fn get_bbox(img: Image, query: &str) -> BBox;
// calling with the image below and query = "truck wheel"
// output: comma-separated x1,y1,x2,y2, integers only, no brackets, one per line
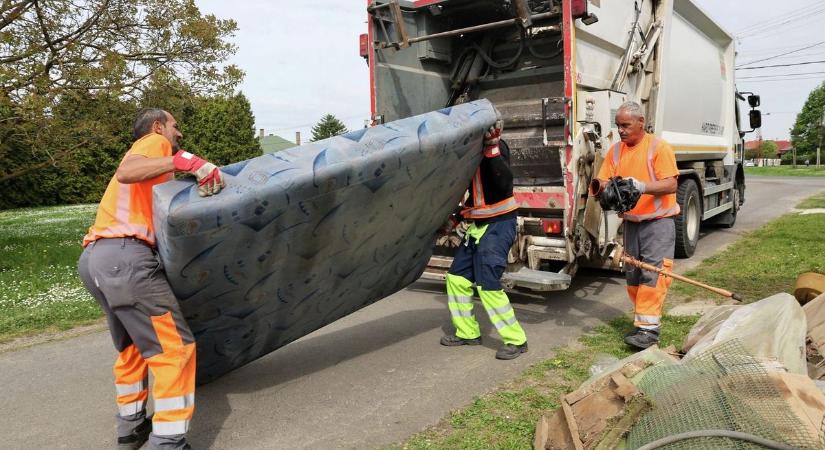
675,179,701,258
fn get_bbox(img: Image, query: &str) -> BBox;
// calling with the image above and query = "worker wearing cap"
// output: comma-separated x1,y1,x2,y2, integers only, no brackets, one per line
440,121,528,360
78,108,224,450
590,101,679,349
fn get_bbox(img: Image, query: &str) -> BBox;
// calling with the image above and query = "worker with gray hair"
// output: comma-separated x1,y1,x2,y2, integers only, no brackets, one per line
590,101,680,349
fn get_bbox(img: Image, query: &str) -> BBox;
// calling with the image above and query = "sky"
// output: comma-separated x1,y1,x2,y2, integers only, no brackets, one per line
195,0,824,143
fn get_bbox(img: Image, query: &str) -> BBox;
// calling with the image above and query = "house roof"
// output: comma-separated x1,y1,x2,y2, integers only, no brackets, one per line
744,139,793,155
259,135,296,154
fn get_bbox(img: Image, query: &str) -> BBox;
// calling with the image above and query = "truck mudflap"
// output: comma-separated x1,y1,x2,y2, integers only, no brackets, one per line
421,256,572,291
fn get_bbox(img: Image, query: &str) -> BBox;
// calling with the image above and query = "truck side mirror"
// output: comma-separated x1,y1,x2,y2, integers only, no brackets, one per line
747,95,760,108
749,110,762,129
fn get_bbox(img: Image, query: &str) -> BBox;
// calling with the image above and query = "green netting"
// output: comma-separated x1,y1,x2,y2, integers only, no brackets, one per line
626,339,825,449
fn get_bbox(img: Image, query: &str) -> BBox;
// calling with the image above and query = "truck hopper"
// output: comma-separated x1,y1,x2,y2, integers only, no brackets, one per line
153,100,496,383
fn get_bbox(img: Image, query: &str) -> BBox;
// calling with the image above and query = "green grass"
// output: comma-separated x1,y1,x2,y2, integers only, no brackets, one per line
796,191,825,209
0,204,101,342
389,315,699,450
745,166,825,177
671,192,825,303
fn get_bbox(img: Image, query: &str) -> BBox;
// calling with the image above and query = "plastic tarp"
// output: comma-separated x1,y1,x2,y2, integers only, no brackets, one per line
682,293,808,375
153,100,497,383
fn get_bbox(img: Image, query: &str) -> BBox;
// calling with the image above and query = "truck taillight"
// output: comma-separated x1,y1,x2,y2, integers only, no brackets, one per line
542,219,563,235
359,33,369,59
571,0,588,18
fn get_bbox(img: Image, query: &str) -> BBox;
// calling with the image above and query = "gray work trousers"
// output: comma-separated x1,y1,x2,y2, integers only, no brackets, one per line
623,218,676,329
78,237,194,450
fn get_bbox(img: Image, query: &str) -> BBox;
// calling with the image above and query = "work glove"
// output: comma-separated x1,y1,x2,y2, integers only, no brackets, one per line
625,177,647,194
483,120,503,158
173,151,225,197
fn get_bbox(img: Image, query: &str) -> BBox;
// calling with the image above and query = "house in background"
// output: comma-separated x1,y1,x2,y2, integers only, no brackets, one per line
744,139,793,157
258,129,297,154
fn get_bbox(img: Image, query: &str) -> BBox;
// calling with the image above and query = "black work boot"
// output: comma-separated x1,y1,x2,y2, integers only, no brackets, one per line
440,334,482,346
624,328,660,350
496,342,528,360
624,327,642,338
117,418,151,450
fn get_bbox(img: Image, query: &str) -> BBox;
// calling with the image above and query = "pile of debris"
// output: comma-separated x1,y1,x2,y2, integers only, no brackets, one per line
535,274,825,450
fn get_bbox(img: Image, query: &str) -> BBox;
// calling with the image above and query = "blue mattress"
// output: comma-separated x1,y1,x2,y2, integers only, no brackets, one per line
153,100,497,383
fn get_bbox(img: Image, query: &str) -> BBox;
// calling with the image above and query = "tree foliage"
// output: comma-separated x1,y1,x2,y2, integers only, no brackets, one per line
791,83,825,156
0,0,243,186
745,140,778,160
310,114,348,142
0,0,242,101
0,90,262,210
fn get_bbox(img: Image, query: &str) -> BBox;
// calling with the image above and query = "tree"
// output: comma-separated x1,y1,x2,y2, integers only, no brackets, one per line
744,140,777,160
0,0,242,101
0,0,243,183
310,114,348,141
183,92,261,165
790,83,825,158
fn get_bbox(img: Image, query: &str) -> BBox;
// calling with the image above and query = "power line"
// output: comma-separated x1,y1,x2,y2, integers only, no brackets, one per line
736,60,825,70
735,4,825,39
734,0,822,35
736,41,825,68
736,9,825,42
737,71,825,79
738,76,825,83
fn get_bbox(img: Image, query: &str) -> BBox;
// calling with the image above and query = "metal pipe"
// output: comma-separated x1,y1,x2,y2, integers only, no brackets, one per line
378,11,559,49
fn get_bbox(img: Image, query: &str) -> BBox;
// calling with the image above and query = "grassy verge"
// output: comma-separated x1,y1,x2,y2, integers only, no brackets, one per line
391,191,825,449
745,166,825,177
0,204,100,342
670,191,825,302
390,315,699,450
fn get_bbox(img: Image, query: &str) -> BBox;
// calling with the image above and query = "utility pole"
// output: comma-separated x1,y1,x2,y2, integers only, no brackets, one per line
818,110,824,170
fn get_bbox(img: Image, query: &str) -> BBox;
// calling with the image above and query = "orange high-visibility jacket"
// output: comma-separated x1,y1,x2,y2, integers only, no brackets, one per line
83,134,173,247
597,133,680,222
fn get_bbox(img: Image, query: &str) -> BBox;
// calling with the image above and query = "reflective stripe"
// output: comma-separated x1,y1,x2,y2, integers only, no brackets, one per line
493,315,518,330
471,169,486,206
615,137,681,221
152,419,190,436
462,197,518,219
448,295,473,304
635,314,661,325
461,166,518,220
154,393,195,412
118,400,145,417
450,309,474,318
115,379,147,397
624,205,681,222
486,304,513,317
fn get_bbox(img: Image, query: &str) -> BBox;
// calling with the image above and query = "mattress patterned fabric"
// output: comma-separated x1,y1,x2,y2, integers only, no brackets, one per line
153,100,497,383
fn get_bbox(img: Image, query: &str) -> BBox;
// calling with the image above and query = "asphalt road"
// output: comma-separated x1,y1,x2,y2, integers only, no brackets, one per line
2,176,824,450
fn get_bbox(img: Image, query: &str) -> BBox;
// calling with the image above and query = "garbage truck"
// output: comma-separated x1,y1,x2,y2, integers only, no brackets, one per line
362,0,762,291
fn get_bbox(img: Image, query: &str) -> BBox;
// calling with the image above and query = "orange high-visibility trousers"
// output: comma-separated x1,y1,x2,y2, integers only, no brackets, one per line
623,218,675,329
79,237,195,449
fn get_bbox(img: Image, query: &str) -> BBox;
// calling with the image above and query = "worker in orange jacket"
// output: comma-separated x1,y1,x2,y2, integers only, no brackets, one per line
78,108,224,450
590,101,679,349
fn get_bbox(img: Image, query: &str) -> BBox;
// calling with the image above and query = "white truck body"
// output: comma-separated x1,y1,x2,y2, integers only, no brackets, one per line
365,0,756,291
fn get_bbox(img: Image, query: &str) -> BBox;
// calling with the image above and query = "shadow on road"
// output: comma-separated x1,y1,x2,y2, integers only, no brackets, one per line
189,271,628,448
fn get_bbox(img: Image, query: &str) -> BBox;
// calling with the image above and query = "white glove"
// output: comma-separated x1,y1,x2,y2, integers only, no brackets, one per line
626,177,647,194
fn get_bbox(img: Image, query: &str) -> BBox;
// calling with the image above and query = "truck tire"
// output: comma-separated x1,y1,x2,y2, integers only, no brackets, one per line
675,179,701,258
